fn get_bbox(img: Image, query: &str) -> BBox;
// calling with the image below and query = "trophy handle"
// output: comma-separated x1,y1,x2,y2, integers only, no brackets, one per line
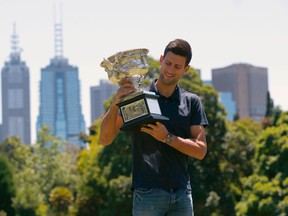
100,58,113,71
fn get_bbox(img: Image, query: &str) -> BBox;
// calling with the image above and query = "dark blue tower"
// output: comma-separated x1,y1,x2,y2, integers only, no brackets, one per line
1,24,31,144
36,14,86,147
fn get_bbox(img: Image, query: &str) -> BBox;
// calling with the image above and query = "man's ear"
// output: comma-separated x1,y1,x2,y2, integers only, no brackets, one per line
160,55,164,63
184,65,190,74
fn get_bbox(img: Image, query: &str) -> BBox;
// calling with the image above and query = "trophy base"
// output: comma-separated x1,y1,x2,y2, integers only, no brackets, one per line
120,113,169,131
118,91,169,131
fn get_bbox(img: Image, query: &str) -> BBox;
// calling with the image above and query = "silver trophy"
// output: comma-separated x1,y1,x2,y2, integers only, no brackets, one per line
100,48,169,131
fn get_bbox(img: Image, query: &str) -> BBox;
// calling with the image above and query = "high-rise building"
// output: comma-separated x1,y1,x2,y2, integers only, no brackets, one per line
203,80,236,121
1,24,31,144
212,63,268,121
36,19,86,147
90,79,118,123
219,92,236,121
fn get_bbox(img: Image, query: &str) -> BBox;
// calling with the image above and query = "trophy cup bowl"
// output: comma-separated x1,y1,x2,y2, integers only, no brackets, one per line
100,48,169,131
100,48,150,89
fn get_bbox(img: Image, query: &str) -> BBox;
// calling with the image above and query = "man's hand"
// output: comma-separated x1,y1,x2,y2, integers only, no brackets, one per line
113,77,136,105
140,122,168,143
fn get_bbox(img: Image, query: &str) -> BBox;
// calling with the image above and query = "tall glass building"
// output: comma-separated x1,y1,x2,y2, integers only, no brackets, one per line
219,92,236,121
36,21,86,147
1,25,31,144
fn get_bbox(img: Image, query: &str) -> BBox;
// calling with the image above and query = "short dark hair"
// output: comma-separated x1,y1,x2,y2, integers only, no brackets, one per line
163,39,192,66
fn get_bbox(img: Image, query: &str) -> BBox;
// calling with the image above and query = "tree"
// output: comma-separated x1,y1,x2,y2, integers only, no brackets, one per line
100,175,133,216
222,118,263,214
76,116,133,215
76,120,107,215
225,118,262,176
35,126,80,196
49,186,74,215
262,91,275,128
0,153,15,215
265,91,274,118
0,127,79,215
0,136,44,215
235,112,288,215
256,112,288,179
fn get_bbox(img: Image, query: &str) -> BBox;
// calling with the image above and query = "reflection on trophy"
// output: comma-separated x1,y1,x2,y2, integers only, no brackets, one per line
100,48,169,131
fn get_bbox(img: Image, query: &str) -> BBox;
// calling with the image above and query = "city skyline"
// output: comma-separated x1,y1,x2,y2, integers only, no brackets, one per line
1,0,288,143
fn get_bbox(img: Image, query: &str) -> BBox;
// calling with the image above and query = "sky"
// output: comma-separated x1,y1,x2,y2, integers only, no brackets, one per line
1,0,288,143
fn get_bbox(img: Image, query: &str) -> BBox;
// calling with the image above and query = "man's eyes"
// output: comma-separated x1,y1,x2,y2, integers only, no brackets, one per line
166,61,172,66
165,61,182,69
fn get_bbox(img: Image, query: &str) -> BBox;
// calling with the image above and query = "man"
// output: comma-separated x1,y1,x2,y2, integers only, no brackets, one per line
100,39,208,216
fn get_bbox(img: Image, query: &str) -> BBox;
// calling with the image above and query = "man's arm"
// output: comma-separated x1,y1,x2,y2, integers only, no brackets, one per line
99,103,123,146
140,122,207,160
169,125,207,160
99,79,136,146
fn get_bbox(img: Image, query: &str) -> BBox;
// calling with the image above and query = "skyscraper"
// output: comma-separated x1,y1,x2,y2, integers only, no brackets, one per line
212,63,268,121
218,92,236,121
1,24,31,144
90,79,118,123
36,19,86,147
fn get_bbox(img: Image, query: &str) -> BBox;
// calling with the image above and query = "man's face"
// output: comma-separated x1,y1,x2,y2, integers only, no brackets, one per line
159,51,190,86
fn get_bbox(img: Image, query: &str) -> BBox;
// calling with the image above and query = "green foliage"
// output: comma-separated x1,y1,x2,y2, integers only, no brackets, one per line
255,123,288,179
75,186,103,216
35,204,48,216
12,166,46,216
102,175,133,216
219,118,263,215
34,126,79,197
271,106,283,126
0,211,7,216
0,126,79,216
76,140,107,215
204,191,221,215
235,174,282,216
179,68,203,93
276,111,288,126
0,153,15,216
265,91,274,118
98,131,132,180
49,186,74,213
235,112,288,215
147,56,160,80
224,118,262,180
0,137,23,166
0,136,43,215
278,185,288,215
103,92,116,113
76,112,133,215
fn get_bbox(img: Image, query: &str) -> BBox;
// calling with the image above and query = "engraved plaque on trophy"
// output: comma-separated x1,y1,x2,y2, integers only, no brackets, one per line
100,48,169,131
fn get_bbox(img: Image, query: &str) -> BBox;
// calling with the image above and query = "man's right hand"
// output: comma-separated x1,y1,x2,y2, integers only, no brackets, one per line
113,77,136,106
100,76,137,145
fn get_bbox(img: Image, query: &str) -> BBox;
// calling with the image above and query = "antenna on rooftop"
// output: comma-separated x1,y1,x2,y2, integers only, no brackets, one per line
10,22,21,60
53,2,64,59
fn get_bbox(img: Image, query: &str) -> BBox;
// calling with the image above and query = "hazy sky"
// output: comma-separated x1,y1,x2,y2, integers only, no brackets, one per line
1,0,288,143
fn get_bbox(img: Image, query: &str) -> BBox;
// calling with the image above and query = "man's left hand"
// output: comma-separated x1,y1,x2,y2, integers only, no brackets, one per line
140,122,168,143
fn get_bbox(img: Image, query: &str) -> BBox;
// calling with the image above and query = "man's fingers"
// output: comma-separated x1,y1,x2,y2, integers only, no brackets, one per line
118,76,134,86
155,122,163,127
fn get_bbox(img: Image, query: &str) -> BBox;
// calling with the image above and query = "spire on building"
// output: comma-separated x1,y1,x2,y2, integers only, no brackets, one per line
10,23,22,62
54,2,64,59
